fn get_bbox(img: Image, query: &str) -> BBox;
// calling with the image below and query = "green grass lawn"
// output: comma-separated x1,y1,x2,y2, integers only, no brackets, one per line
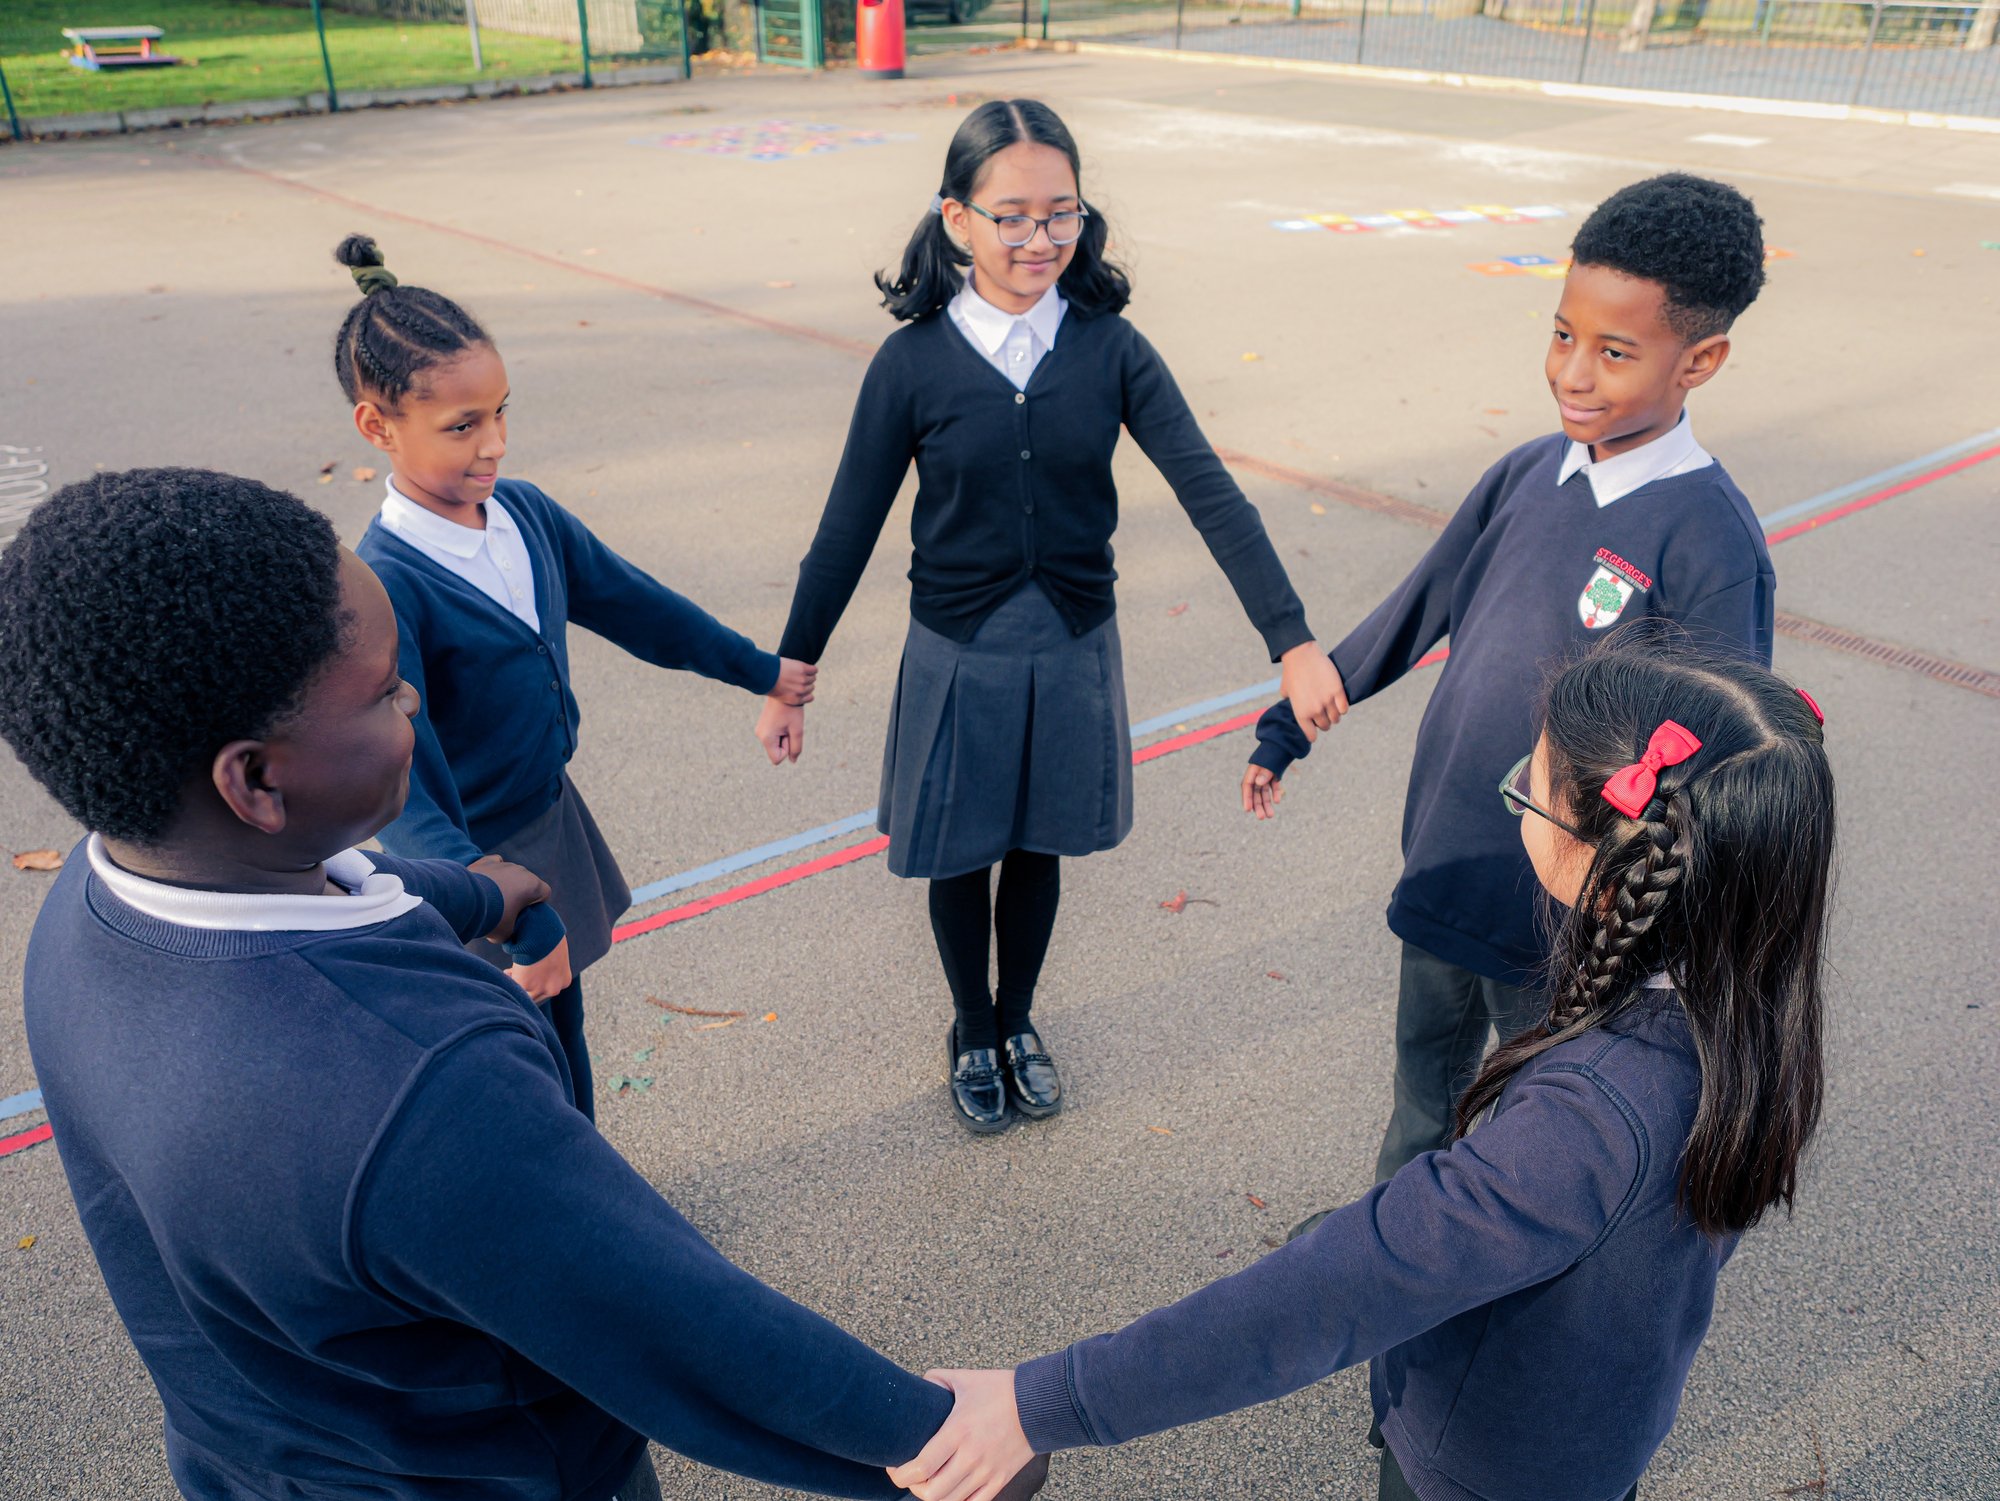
2,0,583,118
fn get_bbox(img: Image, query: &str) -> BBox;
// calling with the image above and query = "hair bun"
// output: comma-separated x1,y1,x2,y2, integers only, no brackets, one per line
333,232,397,296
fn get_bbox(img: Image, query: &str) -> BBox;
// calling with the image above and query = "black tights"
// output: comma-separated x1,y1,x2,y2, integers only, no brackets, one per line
928,851,1062,1052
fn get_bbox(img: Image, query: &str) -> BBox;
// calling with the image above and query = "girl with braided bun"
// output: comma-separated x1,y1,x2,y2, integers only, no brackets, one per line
335,233,818,1118
883,623,1833,1501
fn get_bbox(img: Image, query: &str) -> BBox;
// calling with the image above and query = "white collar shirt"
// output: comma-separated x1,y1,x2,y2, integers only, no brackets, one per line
378,480,541,632
947,274,1066,392
87,836,422,933
1557,412,1713,508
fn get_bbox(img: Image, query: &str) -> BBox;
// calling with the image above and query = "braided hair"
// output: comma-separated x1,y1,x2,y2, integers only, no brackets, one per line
1455,622,1834,1237
331,234,490,410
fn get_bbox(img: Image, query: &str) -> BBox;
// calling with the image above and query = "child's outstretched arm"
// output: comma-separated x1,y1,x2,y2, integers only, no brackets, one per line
1116,330,1339,736
1239,459,1510,799
889,1066,1647,1498
357,1020,959,1497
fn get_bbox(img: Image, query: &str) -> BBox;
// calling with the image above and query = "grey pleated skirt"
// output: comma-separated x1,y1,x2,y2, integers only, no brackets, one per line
878,583,1133,881
468,775,632,974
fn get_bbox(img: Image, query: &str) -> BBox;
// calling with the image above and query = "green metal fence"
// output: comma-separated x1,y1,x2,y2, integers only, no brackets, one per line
1,0,693,141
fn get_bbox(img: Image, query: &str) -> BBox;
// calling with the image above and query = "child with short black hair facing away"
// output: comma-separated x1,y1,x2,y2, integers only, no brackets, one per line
1245,172,1777,1189
335,235,817,1118
770,100,1346,1133
1,469,1050,1501
888,625,1833,1501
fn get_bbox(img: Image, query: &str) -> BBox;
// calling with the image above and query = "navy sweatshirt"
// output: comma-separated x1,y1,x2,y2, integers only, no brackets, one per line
23,846,949,1500
779,309,1313,665
1015,994,1733,1501
358,480,781,963
1251,436,1773,983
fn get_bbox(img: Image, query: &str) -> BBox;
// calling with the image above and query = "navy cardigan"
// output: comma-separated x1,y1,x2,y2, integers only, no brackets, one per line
358,481,781,961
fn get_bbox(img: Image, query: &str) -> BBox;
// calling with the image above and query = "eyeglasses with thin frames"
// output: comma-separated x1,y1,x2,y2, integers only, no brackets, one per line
1500,752,1587,840
964,201,1089,249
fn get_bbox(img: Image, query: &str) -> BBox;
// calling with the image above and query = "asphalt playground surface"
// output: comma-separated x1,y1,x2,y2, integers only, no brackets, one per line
3,50,1998,1499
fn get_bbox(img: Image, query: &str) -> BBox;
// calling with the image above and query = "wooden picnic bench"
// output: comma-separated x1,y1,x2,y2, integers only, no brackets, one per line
62,26,184,71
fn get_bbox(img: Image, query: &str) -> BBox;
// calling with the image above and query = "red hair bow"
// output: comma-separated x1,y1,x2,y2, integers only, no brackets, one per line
1602,720,1703,818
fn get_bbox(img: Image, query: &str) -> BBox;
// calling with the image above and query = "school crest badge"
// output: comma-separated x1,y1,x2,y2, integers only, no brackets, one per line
1577,548,1653,630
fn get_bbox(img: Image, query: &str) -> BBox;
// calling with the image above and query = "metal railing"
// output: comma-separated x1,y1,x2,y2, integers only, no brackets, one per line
919,0,2000,115
2,0,694,141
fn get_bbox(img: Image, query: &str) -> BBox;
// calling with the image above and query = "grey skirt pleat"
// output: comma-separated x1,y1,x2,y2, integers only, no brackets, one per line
468,775,632,974
878,583,1133,881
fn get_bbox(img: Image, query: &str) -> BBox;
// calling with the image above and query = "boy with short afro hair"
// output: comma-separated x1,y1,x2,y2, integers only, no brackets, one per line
1247,172,1776,1191
0,469,1045,1501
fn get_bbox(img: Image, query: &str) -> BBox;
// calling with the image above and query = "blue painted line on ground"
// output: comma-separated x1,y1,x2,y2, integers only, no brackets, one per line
623,676,1290,913
1757,428,2000,529
1,1088,45,1121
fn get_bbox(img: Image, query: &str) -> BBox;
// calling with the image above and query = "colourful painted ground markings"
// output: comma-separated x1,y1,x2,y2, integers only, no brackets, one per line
1469,246,1797,278
1270,204,1567,234
630,120,912,161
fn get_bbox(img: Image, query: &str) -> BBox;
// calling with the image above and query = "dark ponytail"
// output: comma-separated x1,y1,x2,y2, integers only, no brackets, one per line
875,99,1131,323
1454,622,1833,1238
331,233,492,410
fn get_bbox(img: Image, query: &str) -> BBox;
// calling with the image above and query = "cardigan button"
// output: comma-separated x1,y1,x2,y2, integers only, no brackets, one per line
1015,393,1025,405
1020,449,1031,460
549,681,560,692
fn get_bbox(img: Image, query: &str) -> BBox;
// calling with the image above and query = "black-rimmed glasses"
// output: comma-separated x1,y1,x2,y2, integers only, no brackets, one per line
965,202,1089,248
1500,753,1587,839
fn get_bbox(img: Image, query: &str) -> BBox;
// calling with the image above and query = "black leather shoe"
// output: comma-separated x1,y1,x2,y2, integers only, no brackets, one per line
1002,1030,1062,1119
996,1452,1050,1501
948,1023,1009,1134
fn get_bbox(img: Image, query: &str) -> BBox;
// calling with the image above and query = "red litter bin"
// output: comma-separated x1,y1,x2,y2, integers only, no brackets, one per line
857,0,906,80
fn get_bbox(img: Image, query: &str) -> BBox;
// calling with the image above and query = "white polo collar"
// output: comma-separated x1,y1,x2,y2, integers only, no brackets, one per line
381,479,508,559
952,275,1065,358
1558,412,1711,507
87,836,423,933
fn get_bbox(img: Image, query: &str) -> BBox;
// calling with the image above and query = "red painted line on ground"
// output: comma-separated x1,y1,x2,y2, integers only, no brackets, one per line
612,835,891,942
1763,443,2000,546
0,1122,53,1160
199,157,878,360
613,647,1453,943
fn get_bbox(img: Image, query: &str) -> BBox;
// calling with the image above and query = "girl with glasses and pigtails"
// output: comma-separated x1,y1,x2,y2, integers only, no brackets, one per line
767,99,1347,1134
886,624,1832,1501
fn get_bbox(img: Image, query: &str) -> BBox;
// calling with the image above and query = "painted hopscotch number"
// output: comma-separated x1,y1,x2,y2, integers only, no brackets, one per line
1269,205,1566,235
0,448,52,541
630,120,913,162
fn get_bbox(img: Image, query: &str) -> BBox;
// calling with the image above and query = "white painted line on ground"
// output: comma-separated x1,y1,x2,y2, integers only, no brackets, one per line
1937,182,2000,200
1690,133,1771,147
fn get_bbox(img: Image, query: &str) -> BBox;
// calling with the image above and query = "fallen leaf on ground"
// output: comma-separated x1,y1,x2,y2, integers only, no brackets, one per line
17,1236,35,1251
581,248,600,256
1247,1194,1266,1209
11,850,63,872
352,466,377,482
761,1012,778,1023
1484,407,1508,415
648,997,743,1018
1215,1248,1235,1259
1266,970,1287,981
1160,890,1189,913
632,1046,654,1063
319,460,337,475
1261,1235,1284,1249
1477,425,1500,438
578,319,592,327
1147,1125,1174,1135
1166,602,1189,617
1309,502,1327,515
607,1075,655,1095
767,280,796,289
1911,248,1926,257
697,1017,738,1031
1241,352,1262,362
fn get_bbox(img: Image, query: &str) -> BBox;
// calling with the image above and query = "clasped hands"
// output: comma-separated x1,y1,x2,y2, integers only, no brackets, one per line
755,657,819,765
1241,643,1348,821
886,1368,1037,1501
